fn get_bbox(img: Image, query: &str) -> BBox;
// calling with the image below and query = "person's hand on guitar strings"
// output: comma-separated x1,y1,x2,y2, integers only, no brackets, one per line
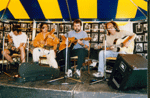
48,34,54,40
77,39,84,46
39,40,46,46
11,46,16,51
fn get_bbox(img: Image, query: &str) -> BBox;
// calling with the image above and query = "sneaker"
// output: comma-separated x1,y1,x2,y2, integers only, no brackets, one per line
67,69,72,77
93,72,104,78
73,69,81,79
106,69,112,73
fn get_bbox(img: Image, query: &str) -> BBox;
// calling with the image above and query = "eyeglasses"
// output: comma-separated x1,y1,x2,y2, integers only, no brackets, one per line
42,26,48,29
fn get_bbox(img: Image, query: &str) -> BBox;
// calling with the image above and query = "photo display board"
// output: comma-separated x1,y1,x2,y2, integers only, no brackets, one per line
133,22,147,59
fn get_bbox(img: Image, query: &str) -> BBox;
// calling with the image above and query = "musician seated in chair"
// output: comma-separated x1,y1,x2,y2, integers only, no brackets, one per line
56,19,89,78
93,21,136,78
2,25,27,66
32,23,59,68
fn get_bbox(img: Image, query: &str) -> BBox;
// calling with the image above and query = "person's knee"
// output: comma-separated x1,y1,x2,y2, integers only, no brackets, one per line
99,50,104,55
33,48,40,54
19,46,25,52
1,50,9,55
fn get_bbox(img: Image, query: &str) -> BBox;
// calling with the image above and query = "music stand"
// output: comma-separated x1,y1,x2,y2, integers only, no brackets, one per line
90,26,108,85
47,33,84,84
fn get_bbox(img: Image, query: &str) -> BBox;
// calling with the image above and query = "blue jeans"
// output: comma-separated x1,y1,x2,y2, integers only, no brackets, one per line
98,50,126,74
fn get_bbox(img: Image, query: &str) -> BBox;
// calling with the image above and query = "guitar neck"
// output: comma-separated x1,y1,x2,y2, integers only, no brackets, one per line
72,37,91,43
43,29,55,42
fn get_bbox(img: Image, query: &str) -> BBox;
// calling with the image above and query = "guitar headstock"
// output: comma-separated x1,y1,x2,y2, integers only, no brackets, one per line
51,28,55,33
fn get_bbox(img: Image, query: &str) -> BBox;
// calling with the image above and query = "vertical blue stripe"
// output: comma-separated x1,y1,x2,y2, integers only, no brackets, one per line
20,0,45,19
97,0,118,20
133,8,147,21
0,8,14,20
57,0,70,20
68,0,79,20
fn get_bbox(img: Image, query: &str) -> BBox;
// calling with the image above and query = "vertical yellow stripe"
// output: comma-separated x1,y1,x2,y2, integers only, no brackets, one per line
8,0,29,19
38,0,62,19
132,0,147,11
116,0,137,18
0,0,9,11
116,0,147,19
77,0,97,18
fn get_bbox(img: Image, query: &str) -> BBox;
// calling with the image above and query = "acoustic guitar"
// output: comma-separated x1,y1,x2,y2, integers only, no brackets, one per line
59,35,91,51
97,36,134,54
32,28,56,50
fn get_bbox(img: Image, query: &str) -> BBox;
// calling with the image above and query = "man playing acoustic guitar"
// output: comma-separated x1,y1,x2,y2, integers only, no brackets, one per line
32,23,59,68
2,25,27,66
93,21,136,78
56,19,90,78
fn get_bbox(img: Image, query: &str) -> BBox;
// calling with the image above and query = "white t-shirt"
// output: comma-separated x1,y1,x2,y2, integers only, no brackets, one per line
104,30,135,46
103,30,135,52
9,31,27,48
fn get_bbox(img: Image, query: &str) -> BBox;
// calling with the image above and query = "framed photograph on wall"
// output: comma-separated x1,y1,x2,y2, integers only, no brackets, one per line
99,33,104,42
4,24,10,31
145,33,147,42
136,43,143,52
100,24,105,32
65,24,71,32
59,24,64,32
92,24,98,32
51,24,57,32
47,24,51,31
135,35,144,42
91,33,98,42
136,24,143,33
144,43,147,50
0,22,3,30
36,23,41,32
143,23,147,31
21,24,27,31
84,23,91,32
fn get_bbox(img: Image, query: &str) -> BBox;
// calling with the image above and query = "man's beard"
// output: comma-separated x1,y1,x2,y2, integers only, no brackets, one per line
75,29,80,32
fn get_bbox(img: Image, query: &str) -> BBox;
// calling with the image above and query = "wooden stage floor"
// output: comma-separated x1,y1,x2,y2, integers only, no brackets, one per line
0,64,147,98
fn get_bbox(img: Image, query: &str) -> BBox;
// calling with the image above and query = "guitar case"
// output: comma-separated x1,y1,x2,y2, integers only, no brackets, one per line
15,62,60,83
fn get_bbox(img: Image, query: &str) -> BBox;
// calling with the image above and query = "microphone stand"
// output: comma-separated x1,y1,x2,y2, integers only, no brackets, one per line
26,27,31,63
1,26,5,73
47,32,83,84
90,25,108,85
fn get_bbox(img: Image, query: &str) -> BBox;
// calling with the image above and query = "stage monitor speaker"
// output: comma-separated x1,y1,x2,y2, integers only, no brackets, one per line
16,62,60,83
108,54,147,90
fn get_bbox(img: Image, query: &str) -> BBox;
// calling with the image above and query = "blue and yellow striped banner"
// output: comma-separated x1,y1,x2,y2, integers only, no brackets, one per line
0,0,147,21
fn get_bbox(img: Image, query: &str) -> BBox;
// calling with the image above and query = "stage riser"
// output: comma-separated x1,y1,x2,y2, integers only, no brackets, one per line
0,86,147,98
0,86,73,98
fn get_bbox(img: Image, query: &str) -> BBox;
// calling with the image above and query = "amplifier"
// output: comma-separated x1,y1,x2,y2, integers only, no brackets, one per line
108,54,147,90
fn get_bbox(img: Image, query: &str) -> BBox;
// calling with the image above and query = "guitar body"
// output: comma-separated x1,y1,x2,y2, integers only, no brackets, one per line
33,29,58,51
59,37,76,51
114,36,134,54
59,37,91,52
